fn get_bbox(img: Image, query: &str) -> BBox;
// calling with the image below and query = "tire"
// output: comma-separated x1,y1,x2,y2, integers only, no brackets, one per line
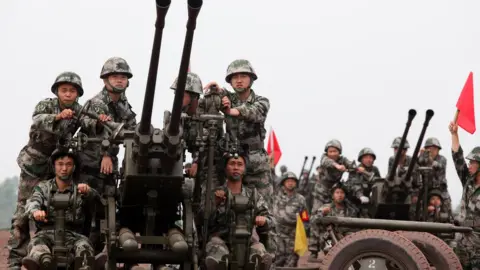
395,231,462,270
320,229,430,270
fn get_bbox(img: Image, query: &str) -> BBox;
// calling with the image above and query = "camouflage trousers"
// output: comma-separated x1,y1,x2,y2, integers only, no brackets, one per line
309,180,335,253
26,230,94,262
452,231,480,269
205,236,271,263
7,171,41,269
274,227,298,267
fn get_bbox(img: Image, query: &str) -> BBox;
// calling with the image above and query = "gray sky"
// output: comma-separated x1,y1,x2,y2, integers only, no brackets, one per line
1,0,480,208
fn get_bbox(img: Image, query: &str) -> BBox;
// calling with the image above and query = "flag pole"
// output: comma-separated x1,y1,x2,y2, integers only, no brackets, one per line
454,109,459,124
270,126,275,168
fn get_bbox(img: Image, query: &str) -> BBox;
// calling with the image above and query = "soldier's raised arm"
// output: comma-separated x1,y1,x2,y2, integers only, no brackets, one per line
449,121,469,186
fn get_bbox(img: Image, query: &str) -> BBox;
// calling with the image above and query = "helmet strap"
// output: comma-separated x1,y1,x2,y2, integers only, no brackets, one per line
105,78,128,93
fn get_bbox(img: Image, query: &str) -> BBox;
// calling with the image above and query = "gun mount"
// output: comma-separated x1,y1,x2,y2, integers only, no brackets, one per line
369,109,434,220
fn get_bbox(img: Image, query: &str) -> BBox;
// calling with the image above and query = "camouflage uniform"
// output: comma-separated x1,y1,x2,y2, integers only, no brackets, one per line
417,137,453,215
8,72,87,269
204,184,274,268
218,60,273,207
451,146,480,268
22,177,98,267
78,57,136,253
309,140,352,255
346,148,381,216
273,172,307,267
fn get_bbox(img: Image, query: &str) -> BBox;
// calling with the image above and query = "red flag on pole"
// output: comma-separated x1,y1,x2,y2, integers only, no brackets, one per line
267,128,282,166
455,72,476,134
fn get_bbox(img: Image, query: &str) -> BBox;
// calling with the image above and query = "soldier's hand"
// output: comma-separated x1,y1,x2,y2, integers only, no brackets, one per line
322,207,330,215
56,109,75,120
189,163,198,177
357,166,365,173
101,156,113,174
335,164,346,172
98,114,112,122
33,210,47,222
419,148,425,155
255,216,266,227
221,96,231,110
427,205,435,212
77,183,90,194
203,82,221,93
411,196,418,204
449,121,458,134
214,190,226,205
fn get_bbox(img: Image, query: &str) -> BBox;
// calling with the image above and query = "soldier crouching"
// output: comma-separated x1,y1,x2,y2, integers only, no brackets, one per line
203,149,274,270
21,148,105,270
273,172,308,267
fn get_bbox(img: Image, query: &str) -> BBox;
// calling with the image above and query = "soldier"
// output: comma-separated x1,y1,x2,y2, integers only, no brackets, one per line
346,148,381,214
203,59,273,207
309,139,353,262
7,72,88,270
418,137,453,215
22,148,104,270
424,189,452,223
311,183,359,255
448,121,480,269
273,172,308,267
204,148,274,270
78,56,137,254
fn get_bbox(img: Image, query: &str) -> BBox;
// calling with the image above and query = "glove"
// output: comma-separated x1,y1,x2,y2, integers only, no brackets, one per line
360,196,370,204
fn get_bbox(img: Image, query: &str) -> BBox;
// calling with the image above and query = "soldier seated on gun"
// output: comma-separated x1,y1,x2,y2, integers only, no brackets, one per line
310,183,359,256
309,139,353,262
204,150,274,269
22,148,105,270
425,189,452,224
273,172,308,267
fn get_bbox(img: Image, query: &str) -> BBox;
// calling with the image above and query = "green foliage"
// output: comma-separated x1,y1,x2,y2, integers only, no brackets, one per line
0,176,19,229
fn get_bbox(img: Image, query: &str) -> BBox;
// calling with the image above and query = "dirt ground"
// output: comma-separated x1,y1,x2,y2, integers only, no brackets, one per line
0,230,320,269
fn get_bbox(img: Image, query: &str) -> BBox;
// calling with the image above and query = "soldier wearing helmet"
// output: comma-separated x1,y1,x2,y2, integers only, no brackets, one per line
449,121,480,268
417,137,453,217
76,56,137,254
309,139,353,262
21,148,105,270
203,60,273,206
272,172,307,267
203,146,274,270
7,71,94,269
346,148,381,212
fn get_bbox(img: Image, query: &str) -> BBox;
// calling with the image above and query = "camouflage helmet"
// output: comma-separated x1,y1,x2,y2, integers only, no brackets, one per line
280,171,299,185
170,72,203,96
331,182,347,194
391,137,410,149
51,72,84,97
225,59,258,83
50,148,80,168
428,189,443,200
100,57,133,79
424,137,442,150
184,163,192,169
466,147,480,162
324,139,342,153
358,147,376,162
280,165,288,174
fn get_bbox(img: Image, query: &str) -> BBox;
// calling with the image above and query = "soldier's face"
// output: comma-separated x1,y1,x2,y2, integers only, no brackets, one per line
468,160,479,175
57,84,78,106
361,155,374,167
393,148,407,156
332,189,345,203
284,179,296,190
55,156,75,180
183,93,192,107
429,196,441,208
425,146,439,158
326,147,340,160
105,74,128,90
226,157,246,181
231,73,251,89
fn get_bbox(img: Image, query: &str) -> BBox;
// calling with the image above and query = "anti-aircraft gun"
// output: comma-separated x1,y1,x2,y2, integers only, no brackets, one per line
315,110,468,270
67,0,205,269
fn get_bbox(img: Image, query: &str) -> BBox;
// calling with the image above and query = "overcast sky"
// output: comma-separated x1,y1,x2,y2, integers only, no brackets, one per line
1,0,480,208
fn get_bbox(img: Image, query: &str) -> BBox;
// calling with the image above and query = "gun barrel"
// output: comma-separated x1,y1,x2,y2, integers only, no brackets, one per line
387,109,417,181
317,216,472,233
404,109,434,181
138,0,171,135
167,1,203,137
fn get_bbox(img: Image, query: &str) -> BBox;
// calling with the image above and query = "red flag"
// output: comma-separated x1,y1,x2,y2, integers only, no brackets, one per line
455,72,476,134
266,128,282,165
